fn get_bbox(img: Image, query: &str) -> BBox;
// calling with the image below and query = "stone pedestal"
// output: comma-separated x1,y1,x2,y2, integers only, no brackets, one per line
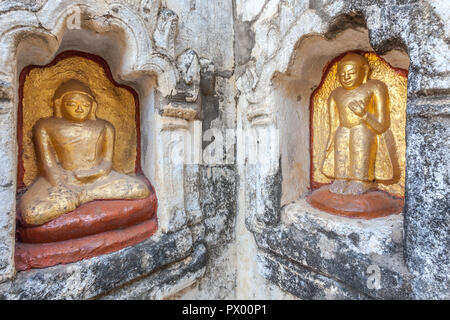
15,184,158,271
308,186,403,219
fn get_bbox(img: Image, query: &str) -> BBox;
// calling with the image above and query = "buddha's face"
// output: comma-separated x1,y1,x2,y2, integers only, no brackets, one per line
338,62,365,90
60,93,93,122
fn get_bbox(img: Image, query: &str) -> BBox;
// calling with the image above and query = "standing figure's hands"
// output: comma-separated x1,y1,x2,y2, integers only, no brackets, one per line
348,100,367,117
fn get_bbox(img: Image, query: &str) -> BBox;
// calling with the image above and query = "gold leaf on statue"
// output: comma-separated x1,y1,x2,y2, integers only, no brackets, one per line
22,55,137,187
312,52,407,196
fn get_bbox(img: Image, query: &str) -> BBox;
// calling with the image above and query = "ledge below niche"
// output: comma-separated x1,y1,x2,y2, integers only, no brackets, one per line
252,197,413,299
0,228,205,299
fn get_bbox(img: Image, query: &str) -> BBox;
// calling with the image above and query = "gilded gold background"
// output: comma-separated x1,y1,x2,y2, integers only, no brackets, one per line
22,56,137,187
312,52,407,196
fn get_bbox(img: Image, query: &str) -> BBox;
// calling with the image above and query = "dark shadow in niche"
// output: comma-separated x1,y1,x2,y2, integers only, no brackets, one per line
325,12,367,40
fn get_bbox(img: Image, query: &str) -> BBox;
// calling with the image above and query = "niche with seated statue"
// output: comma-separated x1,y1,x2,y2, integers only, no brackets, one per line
0,1,205,299
15,51,158,271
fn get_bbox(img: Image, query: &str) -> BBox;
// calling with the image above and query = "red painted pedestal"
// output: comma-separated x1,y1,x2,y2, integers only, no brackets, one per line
15,188,158,271
308,185,403,219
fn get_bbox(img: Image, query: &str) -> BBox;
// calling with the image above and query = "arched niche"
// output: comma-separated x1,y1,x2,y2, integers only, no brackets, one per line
244,17,416,300
273,27,410,207
0,0,179,279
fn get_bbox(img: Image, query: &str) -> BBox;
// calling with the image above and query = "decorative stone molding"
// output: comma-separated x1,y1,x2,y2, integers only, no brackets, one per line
199,57,215,96
0,0,446,301
177,49,201,103
160,49,204,122
155,115,188,233
0,1,178,96
246,104,273,126
161,103,198,121
0,229,204,299
153,7,179,58
154,113,203,234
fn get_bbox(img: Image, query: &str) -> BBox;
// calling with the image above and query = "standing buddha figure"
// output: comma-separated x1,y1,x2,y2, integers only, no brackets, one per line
321,52,394,195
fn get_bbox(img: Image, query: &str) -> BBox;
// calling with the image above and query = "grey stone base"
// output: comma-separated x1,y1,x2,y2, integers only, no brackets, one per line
257,250,370,299
0,228,206,299
99,243,206,299
252,198,413,299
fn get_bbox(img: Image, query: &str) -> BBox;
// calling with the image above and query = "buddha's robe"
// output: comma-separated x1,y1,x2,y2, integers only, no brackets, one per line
19,117,149,226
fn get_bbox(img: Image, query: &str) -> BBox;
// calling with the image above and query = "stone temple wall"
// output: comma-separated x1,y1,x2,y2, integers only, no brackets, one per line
234,0,449,300
0,0,448,300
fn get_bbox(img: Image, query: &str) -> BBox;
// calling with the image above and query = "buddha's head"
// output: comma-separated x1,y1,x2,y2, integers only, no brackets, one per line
53,79,97,122
337,53,370,90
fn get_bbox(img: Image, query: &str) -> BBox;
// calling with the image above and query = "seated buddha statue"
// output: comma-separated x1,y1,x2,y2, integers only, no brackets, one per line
19,79,150,226
321,52,393,195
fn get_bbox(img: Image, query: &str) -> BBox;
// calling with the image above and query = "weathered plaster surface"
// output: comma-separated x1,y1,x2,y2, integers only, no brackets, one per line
253,200,412,299
405,96,449,299
100,244,207,300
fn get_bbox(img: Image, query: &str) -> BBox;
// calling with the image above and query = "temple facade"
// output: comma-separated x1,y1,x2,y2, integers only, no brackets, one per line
0,0,448,300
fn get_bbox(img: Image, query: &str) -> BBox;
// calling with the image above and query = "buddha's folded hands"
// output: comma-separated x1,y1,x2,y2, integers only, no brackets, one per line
73,160,112,182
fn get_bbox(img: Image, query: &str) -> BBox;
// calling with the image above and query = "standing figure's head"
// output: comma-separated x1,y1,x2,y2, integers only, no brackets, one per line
53,79,97,122
337,53,370,90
